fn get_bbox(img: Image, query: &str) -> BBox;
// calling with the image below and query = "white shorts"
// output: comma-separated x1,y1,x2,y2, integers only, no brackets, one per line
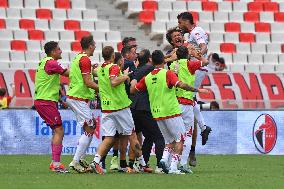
66,98,95,127
180,104,194,136
101,108,135,137
157,116,186,145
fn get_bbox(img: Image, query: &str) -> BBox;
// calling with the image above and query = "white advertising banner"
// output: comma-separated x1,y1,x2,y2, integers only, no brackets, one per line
0,110,283,155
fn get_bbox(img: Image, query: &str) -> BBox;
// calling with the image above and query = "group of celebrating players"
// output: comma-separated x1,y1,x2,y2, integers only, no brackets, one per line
34,12,224,175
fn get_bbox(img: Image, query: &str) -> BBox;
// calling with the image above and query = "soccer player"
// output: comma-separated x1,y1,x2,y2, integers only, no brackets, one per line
100,52,124,171
169,46,209,173
130,50,208,174
89,46,133,174
66,35,99,173
34,41,69,173
177,12,213,166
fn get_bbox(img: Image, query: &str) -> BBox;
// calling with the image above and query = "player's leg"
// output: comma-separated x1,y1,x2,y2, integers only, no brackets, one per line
66,98,94,173
118,135,129,172
34,100,68,173
156,118,179,174
119,108,153,173
179,104,194,173
193,103,212,145
90,112,116,174
166,117,186,174
189,119,197,167
109,133,119,170
193,70,212,145
140,110,165,172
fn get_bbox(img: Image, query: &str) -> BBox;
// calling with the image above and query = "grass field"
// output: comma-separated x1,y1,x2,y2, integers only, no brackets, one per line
0,155,283,189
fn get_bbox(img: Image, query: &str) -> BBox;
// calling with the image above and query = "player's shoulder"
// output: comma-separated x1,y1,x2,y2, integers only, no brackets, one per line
193,26,206,33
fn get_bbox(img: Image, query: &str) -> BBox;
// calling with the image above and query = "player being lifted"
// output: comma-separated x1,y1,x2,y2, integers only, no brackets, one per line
177,12,214,166
169,46,209,173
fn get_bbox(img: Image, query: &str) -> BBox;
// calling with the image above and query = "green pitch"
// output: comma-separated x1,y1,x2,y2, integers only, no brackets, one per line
0,155,283,189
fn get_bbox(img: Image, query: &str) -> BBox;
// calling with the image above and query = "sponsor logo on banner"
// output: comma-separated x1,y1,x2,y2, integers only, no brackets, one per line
253,114,277,154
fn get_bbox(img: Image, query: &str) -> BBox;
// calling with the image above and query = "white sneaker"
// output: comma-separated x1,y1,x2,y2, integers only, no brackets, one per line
169,169,186,175
69,160,86,173
155,166,164,174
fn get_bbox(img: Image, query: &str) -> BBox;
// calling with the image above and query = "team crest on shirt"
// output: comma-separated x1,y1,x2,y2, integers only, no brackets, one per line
252,114,277,154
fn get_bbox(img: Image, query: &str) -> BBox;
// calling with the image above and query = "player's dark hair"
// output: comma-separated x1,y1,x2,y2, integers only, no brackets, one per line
102,46,114,61
176,46,189,60
212,53,220,62
114,52,122,65
0,88,6,96
44,41,58,56
177,12,194,25
122,37,136,47
80,35,94,50
166,27,183,46
219,57,225,64
138,49,151,67
151,50,164,65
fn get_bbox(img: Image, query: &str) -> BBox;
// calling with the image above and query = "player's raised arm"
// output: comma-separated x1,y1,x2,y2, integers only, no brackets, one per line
176,81,208,94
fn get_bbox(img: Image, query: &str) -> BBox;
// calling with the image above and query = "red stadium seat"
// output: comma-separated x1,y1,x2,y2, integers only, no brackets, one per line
0,19,5,29
139,11,155,24
142,1,157,11
247,2,263,12
254,0,270,2
255,22,271,32
71,41,82,52
0,0,8,8
190,11,199,22
274,12,284,22
263,2,279,12
117,42,123,52
64,20,80,30
244,12,259,22
220,43,236,53
19,19,35,30
55,0,71,9
202,2,218,12
36,9,52,20
239,33,255,43
281,44,284,53
75,31,91,41
28,30,44,40
11,40,27,51
225,22,241,32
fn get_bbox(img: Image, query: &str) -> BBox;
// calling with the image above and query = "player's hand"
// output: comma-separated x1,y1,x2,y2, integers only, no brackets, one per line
198,88,210,94
174,63,180,74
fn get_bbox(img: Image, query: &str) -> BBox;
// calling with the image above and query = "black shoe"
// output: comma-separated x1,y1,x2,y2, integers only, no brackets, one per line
201,126,212,145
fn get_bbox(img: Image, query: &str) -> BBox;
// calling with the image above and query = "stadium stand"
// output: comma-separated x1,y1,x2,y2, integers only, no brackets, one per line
113,0,284,72
0,0,122,68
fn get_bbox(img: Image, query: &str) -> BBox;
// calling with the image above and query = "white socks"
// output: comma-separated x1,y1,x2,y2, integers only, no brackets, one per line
161,147,172,164
170,154,180,171
193,104,206,131
180,136,192,166
73,133,93,162
93,154,101,164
